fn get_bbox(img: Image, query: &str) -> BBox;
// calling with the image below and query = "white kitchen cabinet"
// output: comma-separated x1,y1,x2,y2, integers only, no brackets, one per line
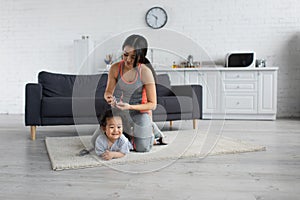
200,71,221,115
221,70,258,118
167,70,185,85
258,70,277,117
165,70,222,116
156,67,278,120
185,71,221,114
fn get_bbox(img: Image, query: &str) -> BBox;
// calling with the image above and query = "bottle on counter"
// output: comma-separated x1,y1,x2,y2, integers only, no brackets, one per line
172,61,177,68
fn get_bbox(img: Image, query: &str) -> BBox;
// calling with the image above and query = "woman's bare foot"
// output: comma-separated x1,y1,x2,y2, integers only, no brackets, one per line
154,137,167,145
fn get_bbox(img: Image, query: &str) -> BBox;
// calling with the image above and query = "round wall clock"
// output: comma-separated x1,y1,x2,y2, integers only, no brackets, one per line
145,7,168,29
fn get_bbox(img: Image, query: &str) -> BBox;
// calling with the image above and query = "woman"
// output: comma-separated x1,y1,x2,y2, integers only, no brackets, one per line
104,34,163,152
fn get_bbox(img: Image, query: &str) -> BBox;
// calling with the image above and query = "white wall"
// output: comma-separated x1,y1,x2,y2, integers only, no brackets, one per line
1,0,299,117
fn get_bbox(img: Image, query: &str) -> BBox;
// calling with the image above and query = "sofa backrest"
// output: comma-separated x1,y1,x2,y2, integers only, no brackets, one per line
156,74,172,96
38,71,172,98
38,71,108,98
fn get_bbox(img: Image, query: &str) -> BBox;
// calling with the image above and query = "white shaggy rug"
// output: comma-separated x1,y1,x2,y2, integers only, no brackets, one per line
45,130,266,171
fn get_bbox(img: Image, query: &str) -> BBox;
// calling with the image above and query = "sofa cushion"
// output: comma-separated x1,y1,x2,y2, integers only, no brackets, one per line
156,74,172,96
38,71,107,98
41,97,109,117
154,96,193,115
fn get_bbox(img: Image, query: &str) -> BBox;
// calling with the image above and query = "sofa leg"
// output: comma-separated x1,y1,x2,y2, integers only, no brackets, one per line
193,119,197,129
30,126,36,140
169,121,173,130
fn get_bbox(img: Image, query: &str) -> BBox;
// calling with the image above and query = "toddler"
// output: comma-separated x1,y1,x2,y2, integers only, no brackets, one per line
94,109,133,160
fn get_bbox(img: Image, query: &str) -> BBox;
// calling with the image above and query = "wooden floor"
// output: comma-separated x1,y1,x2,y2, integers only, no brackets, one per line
0,114,299,200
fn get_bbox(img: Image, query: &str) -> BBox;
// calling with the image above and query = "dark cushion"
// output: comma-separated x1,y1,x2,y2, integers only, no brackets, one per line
156,74,172,96
25,83,42,126
38,71,107,98
41,97,109,117
154,96,193,114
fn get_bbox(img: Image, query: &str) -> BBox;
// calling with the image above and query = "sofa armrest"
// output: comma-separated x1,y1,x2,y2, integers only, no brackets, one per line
25,83,42,126
171,85,203,119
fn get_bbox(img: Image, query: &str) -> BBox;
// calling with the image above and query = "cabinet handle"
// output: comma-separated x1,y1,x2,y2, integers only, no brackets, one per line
236,102,240,105
237,86,240,89
236,75,240,78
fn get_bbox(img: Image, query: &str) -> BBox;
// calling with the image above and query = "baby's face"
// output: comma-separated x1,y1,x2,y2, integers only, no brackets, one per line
104,116,123,141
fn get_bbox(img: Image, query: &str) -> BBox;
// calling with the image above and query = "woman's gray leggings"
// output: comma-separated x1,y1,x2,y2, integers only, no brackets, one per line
127,112,154,152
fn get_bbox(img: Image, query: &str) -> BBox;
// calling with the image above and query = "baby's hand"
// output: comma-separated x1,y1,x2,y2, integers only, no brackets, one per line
101,150,113,160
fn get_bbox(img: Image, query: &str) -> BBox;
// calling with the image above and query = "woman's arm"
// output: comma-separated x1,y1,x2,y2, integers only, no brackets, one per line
142,65,157,110
116,64,157,111
104,63,119,105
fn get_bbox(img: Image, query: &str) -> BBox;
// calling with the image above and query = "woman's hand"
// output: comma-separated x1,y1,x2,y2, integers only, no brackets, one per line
116,102,131,110
105,95,117,107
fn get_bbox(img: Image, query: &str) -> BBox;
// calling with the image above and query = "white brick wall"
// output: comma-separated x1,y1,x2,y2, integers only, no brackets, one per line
1,0,299,117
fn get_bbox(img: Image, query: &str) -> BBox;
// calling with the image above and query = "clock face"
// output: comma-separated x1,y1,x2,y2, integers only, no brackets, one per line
145,7,168,29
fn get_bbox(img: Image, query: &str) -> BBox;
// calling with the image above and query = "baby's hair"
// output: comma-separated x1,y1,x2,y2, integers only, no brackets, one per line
100,109,123,126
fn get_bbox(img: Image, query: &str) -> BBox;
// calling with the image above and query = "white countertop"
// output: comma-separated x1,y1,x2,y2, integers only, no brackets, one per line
98,66,278,73
155,66,278,71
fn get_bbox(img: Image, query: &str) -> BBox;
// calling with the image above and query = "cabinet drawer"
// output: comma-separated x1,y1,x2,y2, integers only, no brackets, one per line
224,82,257,92
223,71,257,81
224,94,257,113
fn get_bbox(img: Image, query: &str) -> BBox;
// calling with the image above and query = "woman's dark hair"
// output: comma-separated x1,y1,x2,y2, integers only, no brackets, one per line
122,34,157,82
100,109,122,126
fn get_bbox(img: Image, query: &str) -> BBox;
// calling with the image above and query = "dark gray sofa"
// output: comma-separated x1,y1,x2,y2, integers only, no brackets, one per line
25,71,202,140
